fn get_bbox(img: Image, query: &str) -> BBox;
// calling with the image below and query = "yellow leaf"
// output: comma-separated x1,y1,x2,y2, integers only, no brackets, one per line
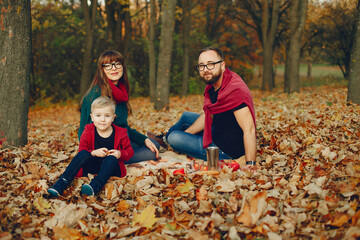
132,205,158,229
33,196,51,214
176,179,194,194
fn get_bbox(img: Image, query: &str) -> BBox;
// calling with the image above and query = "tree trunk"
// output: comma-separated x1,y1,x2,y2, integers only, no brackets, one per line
307,62,312,81
155,0,176,110
123,2,132,57
148,0,156,102
284,0,308,93
181,0,191,97
0,0,31,146
105,0,131,53
261,0,280,91
306,49,312,81
347,0,360,104
80,0,97,98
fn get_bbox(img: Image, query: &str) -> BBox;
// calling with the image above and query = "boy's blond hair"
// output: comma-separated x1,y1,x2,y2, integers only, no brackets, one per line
91,96,116,113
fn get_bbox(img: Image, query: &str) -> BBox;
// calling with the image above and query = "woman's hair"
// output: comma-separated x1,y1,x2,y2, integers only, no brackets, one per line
91,96,116,114
81,50,132,114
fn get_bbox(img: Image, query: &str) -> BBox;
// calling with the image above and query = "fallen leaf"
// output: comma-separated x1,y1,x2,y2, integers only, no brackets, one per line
132,205,158,229
176,179,195,194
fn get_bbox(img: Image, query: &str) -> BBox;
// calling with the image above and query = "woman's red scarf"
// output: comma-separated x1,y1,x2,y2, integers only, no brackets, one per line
108,79,128,103
203,68,256,148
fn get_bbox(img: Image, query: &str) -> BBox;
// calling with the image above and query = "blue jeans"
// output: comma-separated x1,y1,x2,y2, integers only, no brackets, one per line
125,139,160,165
60,150,121,192
165,111,231,160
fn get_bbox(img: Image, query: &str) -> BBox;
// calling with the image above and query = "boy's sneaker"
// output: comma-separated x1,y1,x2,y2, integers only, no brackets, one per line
48,178,68,197
81,184,94,196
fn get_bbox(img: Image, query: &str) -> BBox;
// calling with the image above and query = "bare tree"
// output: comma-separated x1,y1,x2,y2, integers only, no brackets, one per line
0,0,31,146
348,0,360,104
284,0,308,93
79,0,97,98
155,0,176,110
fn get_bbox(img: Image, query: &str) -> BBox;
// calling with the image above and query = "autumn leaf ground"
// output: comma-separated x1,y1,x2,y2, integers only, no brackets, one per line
0,85,359,239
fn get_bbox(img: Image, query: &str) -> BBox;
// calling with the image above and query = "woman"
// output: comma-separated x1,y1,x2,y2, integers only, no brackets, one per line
79,50,159,164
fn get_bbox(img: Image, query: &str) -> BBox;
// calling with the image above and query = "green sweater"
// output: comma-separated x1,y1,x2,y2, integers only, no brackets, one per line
78,85,147,146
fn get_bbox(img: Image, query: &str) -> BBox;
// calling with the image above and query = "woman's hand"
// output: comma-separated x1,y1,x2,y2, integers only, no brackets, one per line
145,138,159,159
91,148,108,158
108,149,121,159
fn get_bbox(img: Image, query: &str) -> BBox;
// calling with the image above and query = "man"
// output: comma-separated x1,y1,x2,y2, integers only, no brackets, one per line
147,47,257,170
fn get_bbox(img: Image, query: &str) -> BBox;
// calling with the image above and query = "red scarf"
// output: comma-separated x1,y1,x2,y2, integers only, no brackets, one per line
108,79,128,103
203,68,256,148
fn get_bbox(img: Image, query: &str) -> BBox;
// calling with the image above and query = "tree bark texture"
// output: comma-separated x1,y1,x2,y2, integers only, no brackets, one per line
80,0,97,98
284,0,308,93
0,0,31,146
347,0,360,104
105,0,131,55
148,0,156,102
261,0,279,91
181,0,191,97
155,0,176,110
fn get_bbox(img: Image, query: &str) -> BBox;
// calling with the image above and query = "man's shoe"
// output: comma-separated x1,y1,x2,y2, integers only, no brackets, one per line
147,132,168,149
81,184,94,196
48,177,68,197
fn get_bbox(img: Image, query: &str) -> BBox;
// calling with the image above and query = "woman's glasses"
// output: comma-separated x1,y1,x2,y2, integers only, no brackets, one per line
103,62,123,71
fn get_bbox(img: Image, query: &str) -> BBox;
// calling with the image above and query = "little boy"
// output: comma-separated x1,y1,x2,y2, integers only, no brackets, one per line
48,96,134,197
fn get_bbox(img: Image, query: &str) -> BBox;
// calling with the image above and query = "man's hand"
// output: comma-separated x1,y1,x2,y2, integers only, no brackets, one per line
91,148,108,157
241,164,258,173
108,149,121,159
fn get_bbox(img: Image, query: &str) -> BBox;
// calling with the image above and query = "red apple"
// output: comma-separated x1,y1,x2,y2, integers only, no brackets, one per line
230,161,240,171
173,168,185,176
202,166,208,171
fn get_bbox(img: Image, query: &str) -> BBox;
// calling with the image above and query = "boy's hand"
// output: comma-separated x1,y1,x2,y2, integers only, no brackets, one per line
91,148,108,157
108,149,121,159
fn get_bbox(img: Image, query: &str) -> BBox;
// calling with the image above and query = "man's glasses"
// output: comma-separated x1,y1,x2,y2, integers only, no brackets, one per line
103,62,123,71
196,60,223,71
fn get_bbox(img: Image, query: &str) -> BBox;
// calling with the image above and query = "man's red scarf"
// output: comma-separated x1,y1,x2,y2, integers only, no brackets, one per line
203,68,256,148
108,79,128,103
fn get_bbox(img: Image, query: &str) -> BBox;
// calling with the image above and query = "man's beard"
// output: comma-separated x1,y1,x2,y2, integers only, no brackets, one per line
200,71,222,85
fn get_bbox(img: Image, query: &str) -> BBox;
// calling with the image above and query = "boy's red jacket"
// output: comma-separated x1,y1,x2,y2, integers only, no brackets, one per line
76,123,134,178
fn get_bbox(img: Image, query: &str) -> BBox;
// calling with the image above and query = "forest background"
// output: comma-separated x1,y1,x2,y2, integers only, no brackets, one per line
29,0,356,105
